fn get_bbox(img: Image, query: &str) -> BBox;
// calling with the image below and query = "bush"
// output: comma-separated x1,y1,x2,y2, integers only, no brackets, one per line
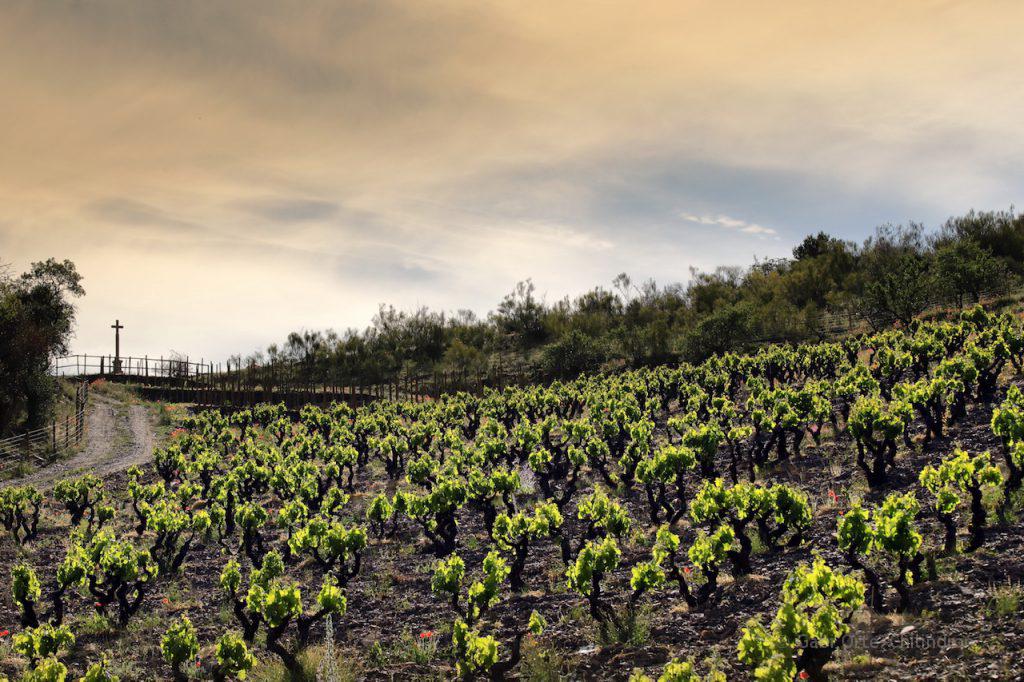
161,616,199,681
680,304,753,363
737,558,864,681
541,330,607,379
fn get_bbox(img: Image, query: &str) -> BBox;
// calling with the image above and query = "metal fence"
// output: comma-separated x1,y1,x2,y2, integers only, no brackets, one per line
0,382,89,466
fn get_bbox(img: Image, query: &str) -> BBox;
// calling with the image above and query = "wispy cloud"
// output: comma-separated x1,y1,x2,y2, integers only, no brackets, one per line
233,197,339,224
680,213,779,238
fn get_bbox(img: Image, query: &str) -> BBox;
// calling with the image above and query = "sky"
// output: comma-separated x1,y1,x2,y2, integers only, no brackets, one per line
2,0,1023,362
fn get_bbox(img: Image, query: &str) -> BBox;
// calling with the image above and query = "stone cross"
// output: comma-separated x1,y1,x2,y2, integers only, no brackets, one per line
111,319,123,373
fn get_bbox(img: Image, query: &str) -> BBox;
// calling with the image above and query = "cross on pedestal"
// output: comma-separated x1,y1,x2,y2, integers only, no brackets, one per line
111,319,123,374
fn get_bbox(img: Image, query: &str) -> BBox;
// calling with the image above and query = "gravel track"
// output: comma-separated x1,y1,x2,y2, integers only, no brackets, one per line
2,392,155,489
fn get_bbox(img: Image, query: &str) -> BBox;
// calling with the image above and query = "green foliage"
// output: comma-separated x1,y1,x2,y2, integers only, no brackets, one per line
288,517,367,585
848,396,912,487
432,551,509,625
365,493,393,538
566,536,621,599
13,623,75,667
21,657,68,682
541,330,608,379
992,384,1024,497
0,258,84,434
860,252,933,326
79,655,120,682
836,493,924,612
451,618,499,679
161,615,199,676
492,502,563,590
53,476,108,529
0,485,42,544
737,558,864,681
920,449,1002,551
12,562,41,628
629,659,727,682
214,632,255,681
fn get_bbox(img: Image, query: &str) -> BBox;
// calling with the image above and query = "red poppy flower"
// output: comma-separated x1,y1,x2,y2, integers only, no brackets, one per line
683,567,692,575
162,597,170,605
799,672,809,680
419,631,433,639
0,630,9,638
95,601,104,607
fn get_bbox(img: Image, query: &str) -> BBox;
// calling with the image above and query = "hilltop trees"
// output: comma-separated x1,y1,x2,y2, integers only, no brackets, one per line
239,208,1023,390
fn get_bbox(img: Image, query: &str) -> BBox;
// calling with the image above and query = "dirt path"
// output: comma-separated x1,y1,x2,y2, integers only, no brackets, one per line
3,392,156,489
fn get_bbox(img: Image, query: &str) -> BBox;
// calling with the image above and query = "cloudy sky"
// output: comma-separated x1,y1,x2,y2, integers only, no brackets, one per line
2,1,1022,361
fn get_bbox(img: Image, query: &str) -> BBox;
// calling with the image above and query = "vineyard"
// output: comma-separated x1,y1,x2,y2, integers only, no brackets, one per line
3,305,1024,681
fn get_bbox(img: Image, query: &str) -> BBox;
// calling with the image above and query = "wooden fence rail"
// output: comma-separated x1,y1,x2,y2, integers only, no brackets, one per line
49,284,1024,413
51,353,537,403
0,382,89,466
51,355,214,381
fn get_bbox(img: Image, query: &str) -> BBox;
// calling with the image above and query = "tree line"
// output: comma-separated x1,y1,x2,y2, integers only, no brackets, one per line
3,207,1020,435
240,208,1023,388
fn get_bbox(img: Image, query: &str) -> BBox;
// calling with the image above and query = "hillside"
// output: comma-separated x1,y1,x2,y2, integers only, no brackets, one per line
1,306,1023,680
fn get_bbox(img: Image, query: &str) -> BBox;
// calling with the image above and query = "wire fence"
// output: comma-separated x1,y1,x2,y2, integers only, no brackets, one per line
0,382,89,466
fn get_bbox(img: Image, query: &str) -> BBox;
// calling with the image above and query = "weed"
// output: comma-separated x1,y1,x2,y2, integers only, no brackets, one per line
986,580,1024,618
596,604,651,646
519,637,566,681
249,644,362,682
74,612,117,637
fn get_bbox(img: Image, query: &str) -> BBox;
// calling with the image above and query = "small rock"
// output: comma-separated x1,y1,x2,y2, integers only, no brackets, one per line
900,625,916,635
576,644,598,655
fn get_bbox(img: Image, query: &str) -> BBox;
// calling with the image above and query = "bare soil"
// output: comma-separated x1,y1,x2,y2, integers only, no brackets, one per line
1,391,1023,680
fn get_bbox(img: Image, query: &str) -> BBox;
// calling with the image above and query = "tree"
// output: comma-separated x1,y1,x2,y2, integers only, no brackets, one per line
0,259,84,435
492,279,548,348
937,209,1024,273
541,330,607,379
680,303,753,362
860,254,933,327
933,239,1007,307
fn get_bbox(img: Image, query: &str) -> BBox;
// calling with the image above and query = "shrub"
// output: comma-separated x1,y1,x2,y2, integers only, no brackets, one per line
836,493,924,612
737,558,864,681
541,330,607,380
13,623,75,668
161,615,199,682
0,485,42,543
213,632,255,682
919,449,1002,552
848,396,912,487
13,562,42,628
